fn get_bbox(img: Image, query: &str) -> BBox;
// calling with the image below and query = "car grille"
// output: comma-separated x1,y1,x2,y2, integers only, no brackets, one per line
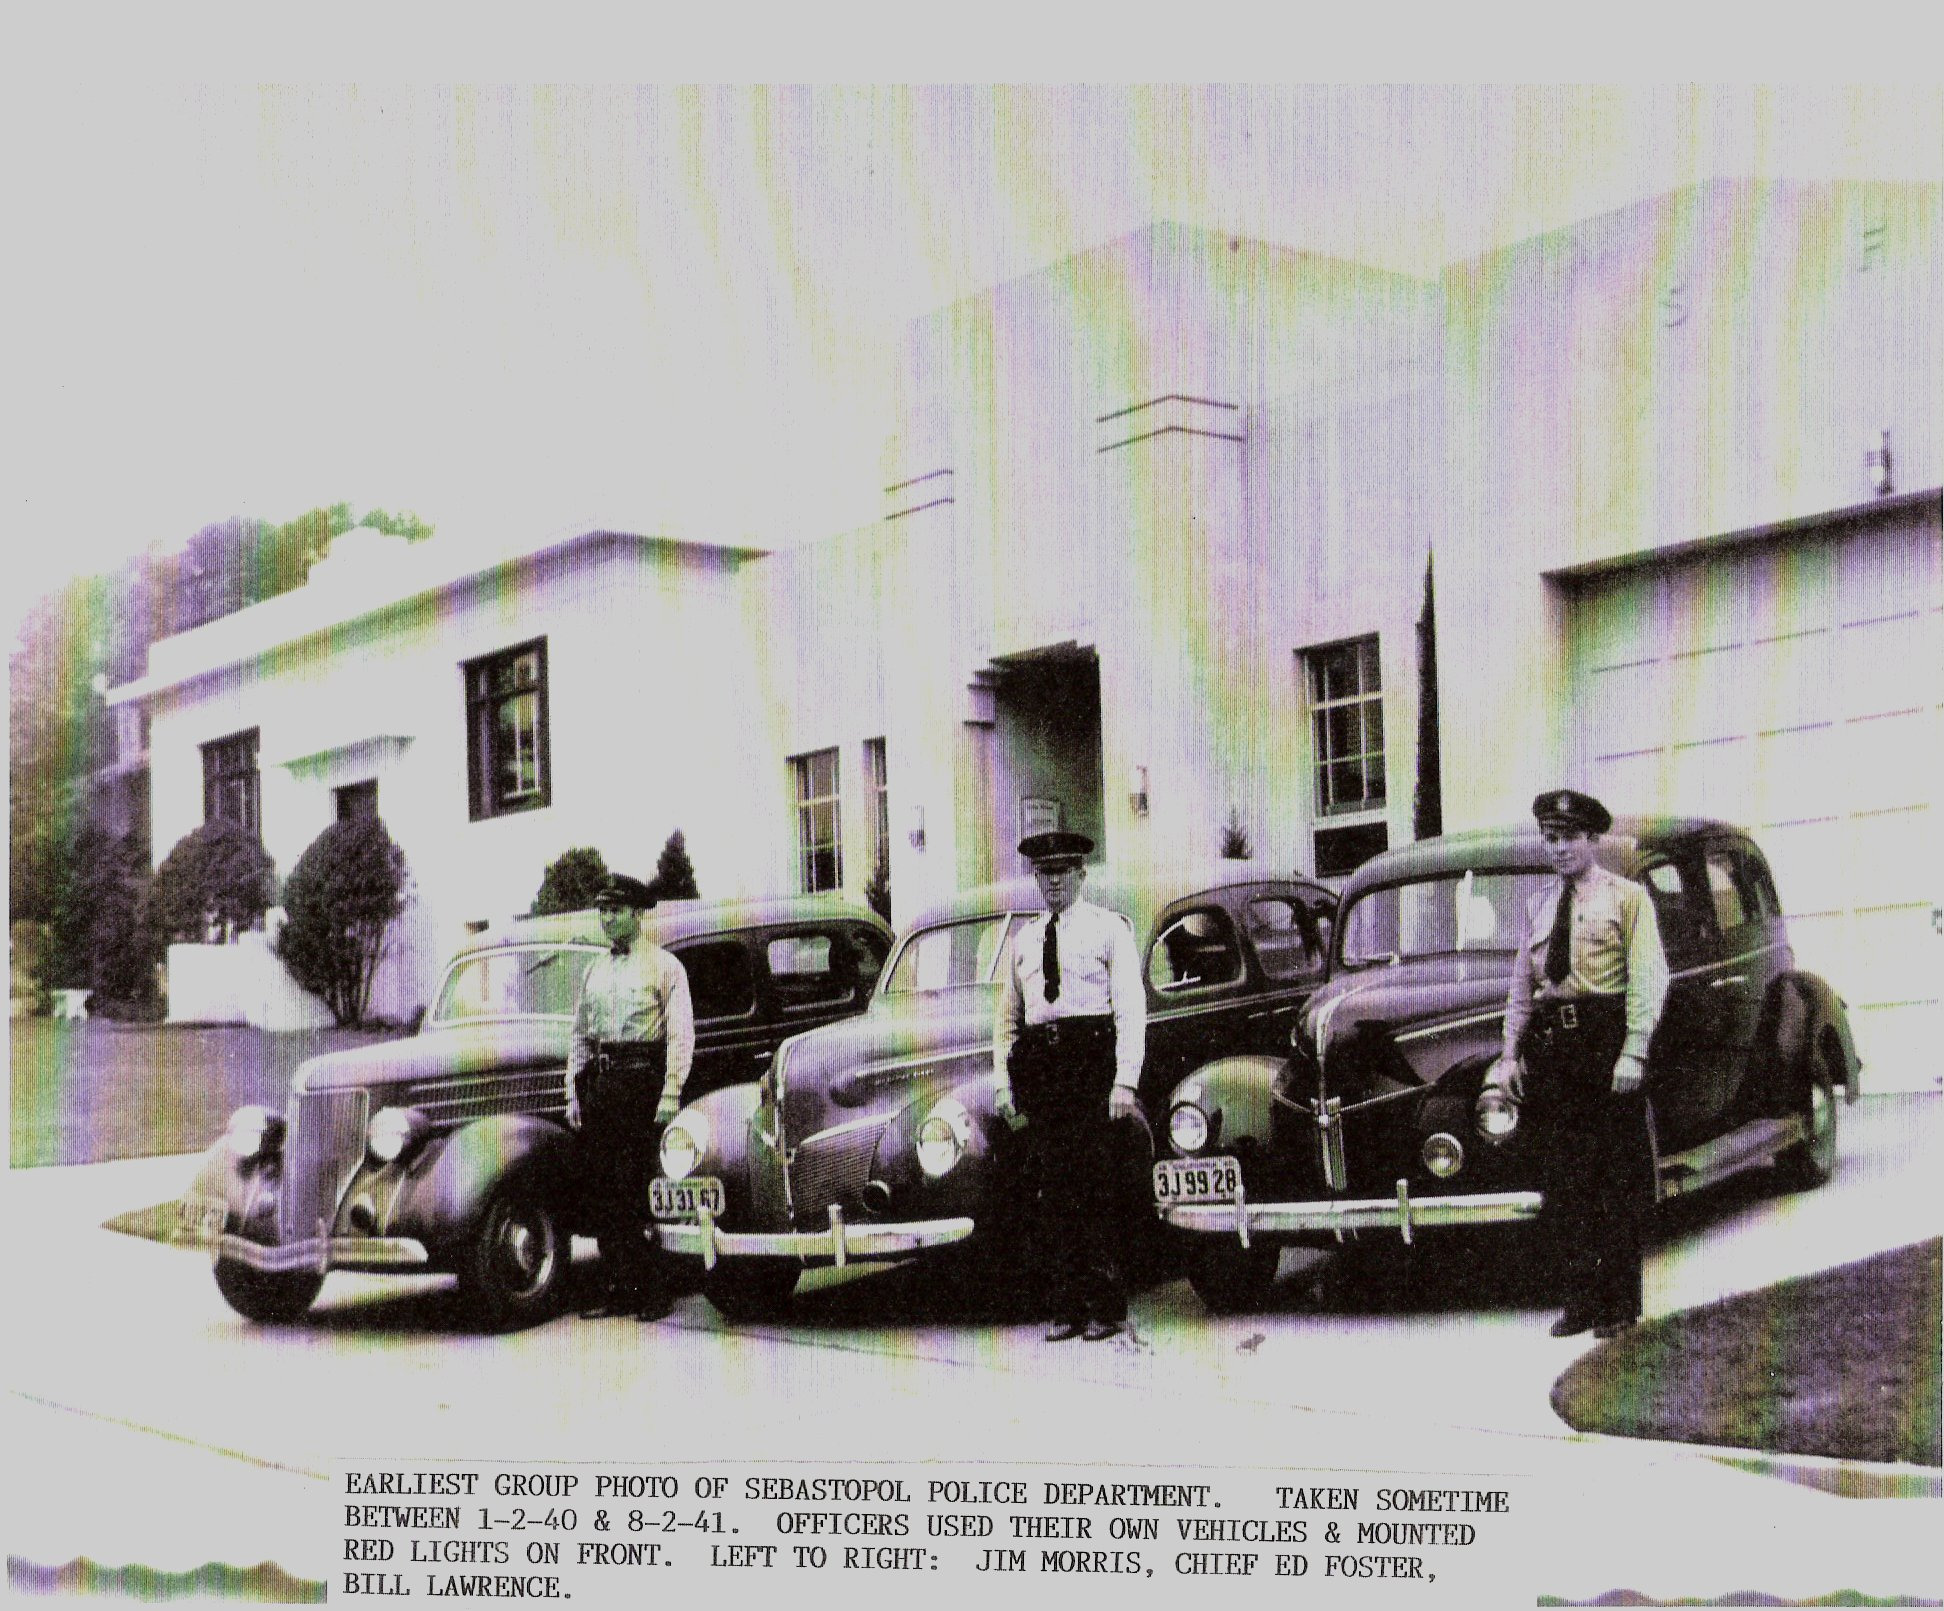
788,1123,886,1226
403,1070,567,1127
280,1089,369,1241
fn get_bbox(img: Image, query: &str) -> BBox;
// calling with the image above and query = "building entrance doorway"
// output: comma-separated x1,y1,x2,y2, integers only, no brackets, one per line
986,645,1106,866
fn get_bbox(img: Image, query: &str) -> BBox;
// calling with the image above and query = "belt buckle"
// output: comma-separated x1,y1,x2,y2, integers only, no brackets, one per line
1558,1002,1578,1030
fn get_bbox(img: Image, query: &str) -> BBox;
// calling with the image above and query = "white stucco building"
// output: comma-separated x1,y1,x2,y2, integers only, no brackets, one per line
110,180,1940,1083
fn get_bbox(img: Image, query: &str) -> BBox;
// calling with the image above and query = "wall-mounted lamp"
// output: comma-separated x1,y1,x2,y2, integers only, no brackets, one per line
1128,764,1150,818
1866,428,1894,497
905,804,926,851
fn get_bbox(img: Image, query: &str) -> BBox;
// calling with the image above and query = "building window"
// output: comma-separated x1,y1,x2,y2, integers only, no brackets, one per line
863,738,889,878
1305,636,1386,818
792,748,843,893
335,780,379,822
201,729,260,834
465,641,550,821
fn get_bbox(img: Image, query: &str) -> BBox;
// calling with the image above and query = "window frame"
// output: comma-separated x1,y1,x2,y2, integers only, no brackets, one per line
464,639,552,822
863,737,890,879
201,728,261,835
1302,635,1387,821
791,747,844,894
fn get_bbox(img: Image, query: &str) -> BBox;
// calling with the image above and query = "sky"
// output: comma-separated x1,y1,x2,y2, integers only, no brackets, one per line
6,80,1939,634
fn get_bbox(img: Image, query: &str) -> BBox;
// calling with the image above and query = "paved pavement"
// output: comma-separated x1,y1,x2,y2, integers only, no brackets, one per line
6,1095,1940,1605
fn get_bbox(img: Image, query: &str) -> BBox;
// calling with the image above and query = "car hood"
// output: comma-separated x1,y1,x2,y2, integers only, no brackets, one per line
294,1020,571,1093
1307,954,1513,1044
778,991,998,1113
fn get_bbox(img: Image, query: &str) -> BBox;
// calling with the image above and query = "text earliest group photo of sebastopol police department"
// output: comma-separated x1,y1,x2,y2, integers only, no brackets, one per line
7,77,1940,1611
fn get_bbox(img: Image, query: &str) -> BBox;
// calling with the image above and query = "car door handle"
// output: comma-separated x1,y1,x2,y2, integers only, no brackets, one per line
1710,975,1747,990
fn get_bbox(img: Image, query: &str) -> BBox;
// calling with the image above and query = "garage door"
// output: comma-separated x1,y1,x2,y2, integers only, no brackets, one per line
1567,501,1942,1091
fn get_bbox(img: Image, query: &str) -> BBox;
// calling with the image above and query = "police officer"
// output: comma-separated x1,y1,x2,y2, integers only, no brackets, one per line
1488,791,1669,1340
992,831,1147,1342
567,873,695,1320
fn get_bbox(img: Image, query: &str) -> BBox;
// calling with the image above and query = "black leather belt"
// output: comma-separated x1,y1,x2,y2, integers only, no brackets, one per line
1021,1016,1113,1047
1534,997,1622,1032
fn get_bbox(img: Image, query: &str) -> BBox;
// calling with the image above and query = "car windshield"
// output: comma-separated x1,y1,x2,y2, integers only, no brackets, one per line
430,945,596,1024
1337,870,1552,966
881,914,1021,995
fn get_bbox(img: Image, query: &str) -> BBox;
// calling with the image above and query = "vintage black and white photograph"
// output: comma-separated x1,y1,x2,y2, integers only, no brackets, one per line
7,68,1940,1607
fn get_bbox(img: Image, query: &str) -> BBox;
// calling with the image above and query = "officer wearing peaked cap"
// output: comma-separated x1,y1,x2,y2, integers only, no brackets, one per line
1488,790,1668,1341
993,831,1147,1342
568,872,695,1319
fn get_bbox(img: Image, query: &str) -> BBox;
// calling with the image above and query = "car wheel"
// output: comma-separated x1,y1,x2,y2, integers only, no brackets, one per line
1776,1051,1839,1191
461,1180,566,1329
213,1259,323,1324
1186,1241,1282,1313
703,1262,798,1322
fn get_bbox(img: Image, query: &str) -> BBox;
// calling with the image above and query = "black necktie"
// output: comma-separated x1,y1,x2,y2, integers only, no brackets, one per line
1543,883,1573,985
1042,914,1061,1004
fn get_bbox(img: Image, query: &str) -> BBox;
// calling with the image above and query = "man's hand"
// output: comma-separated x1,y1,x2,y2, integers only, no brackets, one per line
566,1095,582,1131
1485,1055,1525,1101
993,1088,1027,1131
655,1091,682,1126
1610,1054,1645,1095
1107,1086,1139,1122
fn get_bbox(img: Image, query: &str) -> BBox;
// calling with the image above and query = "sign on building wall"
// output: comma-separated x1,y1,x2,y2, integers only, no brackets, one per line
1017,795,1062,840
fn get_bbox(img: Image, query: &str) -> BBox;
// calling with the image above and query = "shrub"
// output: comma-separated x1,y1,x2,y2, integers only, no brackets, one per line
1219,808,1254,861
652,829,699,900
531,846,610,916
863,855,891,923
147,820,275,944
276,816,411,1027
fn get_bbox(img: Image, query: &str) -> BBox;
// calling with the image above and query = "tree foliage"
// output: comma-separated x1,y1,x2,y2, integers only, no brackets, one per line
531,846,610,916
652,829,700,900
863,855,892,923
1219,808,1254,860
37,822,158,1009
150,821,277,943
276,817,411,1027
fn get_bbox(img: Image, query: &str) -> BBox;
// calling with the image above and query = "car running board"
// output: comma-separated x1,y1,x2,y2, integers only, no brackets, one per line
1656,1115,1803,1200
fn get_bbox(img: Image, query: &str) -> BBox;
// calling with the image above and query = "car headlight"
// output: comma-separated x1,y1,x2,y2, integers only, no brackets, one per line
225,1105,285,1161
1169,1103,1211,1155
659,1112,711,1181
367,1106,427,1164
1474,1086,1520,1141
915,1097,974,1179
1421,1132,1464,1178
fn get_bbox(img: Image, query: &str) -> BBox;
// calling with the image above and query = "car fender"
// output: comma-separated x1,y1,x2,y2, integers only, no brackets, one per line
1761,971,1862,1101
183,1136,286,1241
1166,1055,1286,1155
389,1114,576,1251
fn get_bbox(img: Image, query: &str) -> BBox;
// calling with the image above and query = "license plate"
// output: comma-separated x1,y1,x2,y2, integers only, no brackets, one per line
1152,1156,1242,1205
650,1177,724,1221
178,1197,227,1244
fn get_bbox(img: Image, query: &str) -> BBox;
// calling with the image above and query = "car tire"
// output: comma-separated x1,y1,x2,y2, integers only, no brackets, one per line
703,1262,799,1322
1186,1241,1282,1313
460,1179,567,1330
1775,1049,1839,1191
213,1259,324,1324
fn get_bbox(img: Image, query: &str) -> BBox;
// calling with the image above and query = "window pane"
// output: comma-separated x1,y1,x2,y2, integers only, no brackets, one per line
1363,699,1384,753
1359,637,1382,691
679,940,756,1020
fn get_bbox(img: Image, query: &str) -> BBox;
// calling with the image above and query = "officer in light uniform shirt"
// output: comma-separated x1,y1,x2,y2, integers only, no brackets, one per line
992,831,1147,1342
1488,791,1669,1340
567,873,695,1320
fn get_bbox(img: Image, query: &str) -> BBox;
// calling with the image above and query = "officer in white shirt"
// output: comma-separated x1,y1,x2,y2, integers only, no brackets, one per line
567,873,695,1320
993,832,1147,1342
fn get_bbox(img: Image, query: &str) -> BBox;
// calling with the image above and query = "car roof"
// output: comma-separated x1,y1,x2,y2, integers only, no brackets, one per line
899,862,1333,943
450,894,890,961
1338,816,1746,898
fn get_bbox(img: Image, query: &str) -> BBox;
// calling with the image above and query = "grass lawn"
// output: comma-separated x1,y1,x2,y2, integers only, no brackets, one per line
9,1017,404,1167
1553,1240,1942,1467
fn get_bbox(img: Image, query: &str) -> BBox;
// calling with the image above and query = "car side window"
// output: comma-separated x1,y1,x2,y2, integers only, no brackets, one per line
852,927,890,994
1702,848,1751,936
672,938,757,1022
1732,847,1782,923
1243,896,1326,981
1148,907,1246,993
1642,861,1707,967
767,931,848,1011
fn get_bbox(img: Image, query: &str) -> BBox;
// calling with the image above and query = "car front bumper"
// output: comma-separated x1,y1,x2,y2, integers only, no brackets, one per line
1160,1179,1542,1246
656,1204,976,1270
179,1199,431,1274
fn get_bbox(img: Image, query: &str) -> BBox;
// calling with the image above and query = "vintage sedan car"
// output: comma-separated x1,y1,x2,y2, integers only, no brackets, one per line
1157,818,1858,1310
178,895,892,1327
650,867,1338,1318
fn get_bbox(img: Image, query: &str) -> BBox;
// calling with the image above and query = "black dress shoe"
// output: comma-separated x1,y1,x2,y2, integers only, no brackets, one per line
579,1293,627,1320
1592,1316,1637,1340
1549,1310,1595,1338
1044,1320,1084,1342
1082,1319,1121,1342
632,1288,672,1322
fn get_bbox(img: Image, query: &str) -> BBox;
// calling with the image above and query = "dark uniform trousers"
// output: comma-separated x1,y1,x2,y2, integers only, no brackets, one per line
1520,997,1653,1325
577,1041,669,1301
1009,1016,1127,1327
